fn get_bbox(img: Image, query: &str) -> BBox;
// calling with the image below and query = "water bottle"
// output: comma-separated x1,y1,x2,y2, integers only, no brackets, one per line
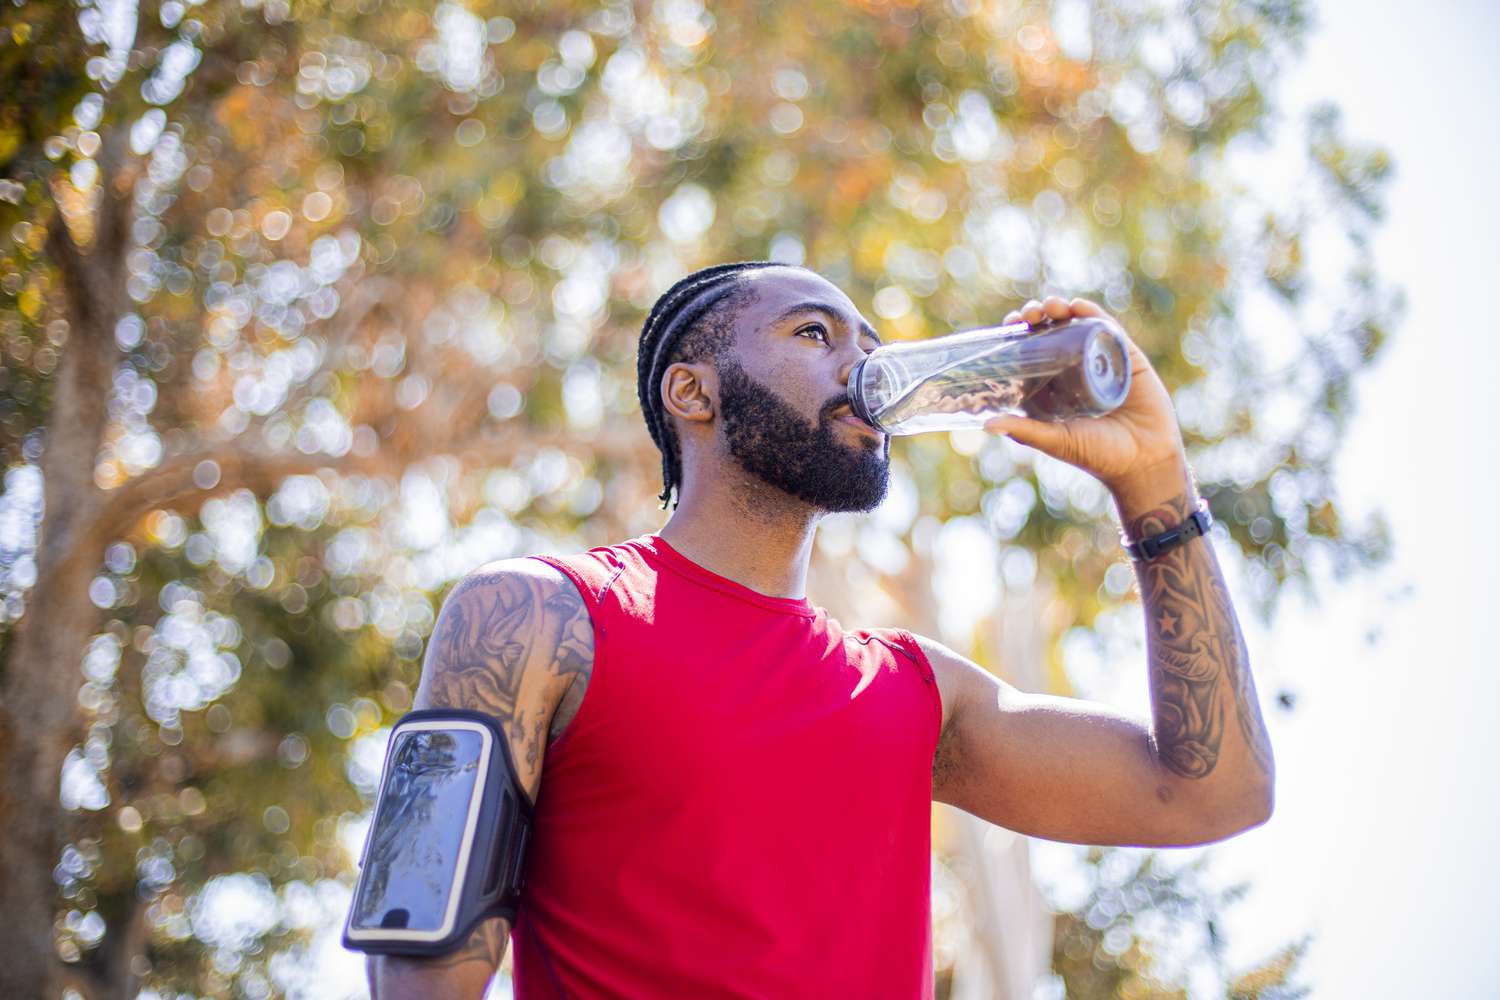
847,317,1132,435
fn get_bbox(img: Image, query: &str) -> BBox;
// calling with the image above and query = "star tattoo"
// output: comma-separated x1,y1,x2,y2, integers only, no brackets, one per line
1156,608,1181,638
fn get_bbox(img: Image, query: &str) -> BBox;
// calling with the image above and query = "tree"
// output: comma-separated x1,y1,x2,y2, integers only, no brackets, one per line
0,0,1394,996
1046,847,1311,1000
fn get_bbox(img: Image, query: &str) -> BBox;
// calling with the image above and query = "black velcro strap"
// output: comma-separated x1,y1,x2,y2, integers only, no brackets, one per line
1122,504,1213,561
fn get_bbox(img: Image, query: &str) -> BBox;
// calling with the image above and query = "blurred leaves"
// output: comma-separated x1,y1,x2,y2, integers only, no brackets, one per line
0,0,1397,995
1047,847,1311,1000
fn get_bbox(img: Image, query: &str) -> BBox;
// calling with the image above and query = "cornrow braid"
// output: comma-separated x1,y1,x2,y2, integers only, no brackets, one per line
636,260,793,510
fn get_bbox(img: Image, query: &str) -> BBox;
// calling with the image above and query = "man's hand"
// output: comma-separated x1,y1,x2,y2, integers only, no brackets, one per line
983,296,1186,491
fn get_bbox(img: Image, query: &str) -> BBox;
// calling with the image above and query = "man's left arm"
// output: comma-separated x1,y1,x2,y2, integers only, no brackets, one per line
927,295,1274,848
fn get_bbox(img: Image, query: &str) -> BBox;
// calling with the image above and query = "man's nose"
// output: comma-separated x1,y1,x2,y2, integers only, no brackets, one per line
837,341,878,386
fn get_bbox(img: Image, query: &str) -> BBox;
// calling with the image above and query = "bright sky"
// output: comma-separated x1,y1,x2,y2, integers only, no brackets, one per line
1032,2,1500,996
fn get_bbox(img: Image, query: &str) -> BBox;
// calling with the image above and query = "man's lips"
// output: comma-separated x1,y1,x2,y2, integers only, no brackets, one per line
835,412,884,438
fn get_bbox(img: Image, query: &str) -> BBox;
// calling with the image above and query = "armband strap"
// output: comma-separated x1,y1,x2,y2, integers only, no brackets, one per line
1121,501,1213,561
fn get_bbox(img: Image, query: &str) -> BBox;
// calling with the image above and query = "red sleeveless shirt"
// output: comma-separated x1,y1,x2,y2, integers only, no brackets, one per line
511,534,942,999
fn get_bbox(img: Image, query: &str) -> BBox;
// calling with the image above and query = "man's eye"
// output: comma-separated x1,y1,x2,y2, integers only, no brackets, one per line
797,324,830,343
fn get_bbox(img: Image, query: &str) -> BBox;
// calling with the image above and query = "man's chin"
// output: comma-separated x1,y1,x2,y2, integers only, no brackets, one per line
744,458,888,513
816,465,891,513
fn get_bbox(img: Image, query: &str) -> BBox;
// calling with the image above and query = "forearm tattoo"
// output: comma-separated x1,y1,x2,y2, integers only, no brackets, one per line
1128,495,1275,782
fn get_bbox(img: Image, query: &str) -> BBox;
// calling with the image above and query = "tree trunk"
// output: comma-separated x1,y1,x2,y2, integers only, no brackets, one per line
947,578,1057,1000
853,530,1054,999
0,192,124,999
0,562,108,997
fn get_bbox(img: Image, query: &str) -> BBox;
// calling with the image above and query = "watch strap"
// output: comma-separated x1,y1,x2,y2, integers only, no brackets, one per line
1122,503,1213,561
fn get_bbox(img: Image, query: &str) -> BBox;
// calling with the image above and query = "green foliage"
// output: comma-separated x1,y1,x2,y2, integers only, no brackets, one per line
54,512,405,989
1048,847,1312,1000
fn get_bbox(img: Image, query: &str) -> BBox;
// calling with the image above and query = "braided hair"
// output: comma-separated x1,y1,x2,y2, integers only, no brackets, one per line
636,260,800,510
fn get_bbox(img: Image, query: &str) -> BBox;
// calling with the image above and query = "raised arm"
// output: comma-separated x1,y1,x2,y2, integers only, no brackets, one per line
926,294,1275,847
927,456,1275,846
367,558,593,999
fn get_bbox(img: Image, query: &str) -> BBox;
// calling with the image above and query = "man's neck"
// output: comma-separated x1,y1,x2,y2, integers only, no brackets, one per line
657,477,820,600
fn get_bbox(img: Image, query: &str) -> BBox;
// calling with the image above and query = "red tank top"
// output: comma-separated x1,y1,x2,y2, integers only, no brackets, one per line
511,534,942,999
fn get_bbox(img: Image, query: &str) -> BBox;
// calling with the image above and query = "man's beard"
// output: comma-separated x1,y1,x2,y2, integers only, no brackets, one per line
715,358,890,513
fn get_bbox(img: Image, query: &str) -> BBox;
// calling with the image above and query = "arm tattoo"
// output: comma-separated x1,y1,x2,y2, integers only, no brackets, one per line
369,918,509,997
415,565,594,800
422,918,508,970
1128,495,1275,783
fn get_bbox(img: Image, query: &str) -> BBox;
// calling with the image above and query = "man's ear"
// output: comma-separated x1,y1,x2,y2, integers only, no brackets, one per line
660,361,716,425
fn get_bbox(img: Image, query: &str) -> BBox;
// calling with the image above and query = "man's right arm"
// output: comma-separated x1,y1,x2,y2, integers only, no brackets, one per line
366,557,594,999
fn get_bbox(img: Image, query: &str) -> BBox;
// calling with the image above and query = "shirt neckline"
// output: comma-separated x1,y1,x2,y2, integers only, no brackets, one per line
635,534,819,618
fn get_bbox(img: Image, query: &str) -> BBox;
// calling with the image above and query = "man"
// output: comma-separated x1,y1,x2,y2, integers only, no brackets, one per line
366,261,1276,998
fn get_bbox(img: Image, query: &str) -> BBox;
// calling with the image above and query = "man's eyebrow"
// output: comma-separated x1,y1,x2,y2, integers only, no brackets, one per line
772,302,883,345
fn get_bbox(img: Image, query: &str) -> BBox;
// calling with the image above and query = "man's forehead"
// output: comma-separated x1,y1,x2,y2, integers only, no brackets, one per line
739,267,858,313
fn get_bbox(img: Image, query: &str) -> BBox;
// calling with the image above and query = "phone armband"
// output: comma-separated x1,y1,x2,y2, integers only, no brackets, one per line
342,709,531,956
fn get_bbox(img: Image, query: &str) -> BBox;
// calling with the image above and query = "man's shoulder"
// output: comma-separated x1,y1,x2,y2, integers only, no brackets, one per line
484,538,639,585
447,555,572,600
848,627,974,691
842,626,941,676
445,540,644,619
846,625,932,655
421,555,598,734
462,535,642,587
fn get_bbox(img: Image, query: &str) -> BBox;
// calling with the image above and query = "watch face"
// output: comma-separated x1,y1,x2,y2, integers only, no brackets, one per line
347,722,492,941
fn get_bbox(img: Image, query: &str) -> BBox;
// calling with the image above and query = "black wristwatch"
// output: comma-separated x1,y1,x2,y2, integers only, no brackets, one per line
1121,502,1213,561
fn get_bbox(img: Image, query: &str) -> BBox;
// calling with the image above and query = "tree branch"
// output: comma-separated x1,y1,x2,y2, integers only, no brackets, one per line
90,421,643,554
272,274,402,422
43,205,91,317
93,124,136,265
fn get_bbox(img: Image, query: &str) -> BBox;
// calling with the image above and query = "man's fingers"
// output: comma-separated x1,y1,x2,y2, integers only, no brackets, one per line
1069,297,1106,318
1012,294,1114,328
1018,295,1076,326
984,412,1074,459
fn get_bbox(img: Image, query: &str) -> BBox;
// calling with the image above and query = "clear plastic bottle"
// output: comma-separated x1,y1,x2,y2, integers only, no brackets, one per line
847,316,1132,435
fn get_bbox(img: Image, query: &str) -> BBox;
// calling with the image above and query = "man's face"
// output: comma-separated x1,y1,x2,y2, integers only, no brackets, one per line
713,269,891,513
